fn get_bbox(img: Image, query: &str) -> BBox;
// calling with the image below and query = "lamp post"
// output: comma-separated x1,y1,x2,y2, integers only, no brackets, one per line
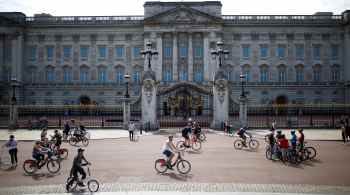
211,41,229,68
124,73,131,98
240,73,246,98
9,77,18,129
140,41,158,70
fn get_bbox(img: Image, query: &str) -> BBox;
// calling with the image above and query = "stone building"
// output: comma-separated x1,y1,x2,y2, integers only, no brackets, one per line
1,1,350,117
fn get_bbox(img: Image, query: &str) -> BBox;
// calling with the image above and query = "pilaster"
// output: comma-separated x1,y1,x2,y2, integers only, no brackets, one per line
188,33,193,81
172,33,178,81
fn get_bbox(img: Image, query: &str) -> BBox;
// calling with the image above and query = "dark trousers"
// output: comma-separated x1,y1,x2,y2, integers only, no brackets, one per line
72,166,86,180
9,148,18,165
129,131,134,141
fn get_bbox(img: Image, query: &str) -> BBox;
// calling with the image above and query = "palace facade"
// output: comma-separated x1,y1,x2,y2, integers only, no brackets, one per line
1,1,350,113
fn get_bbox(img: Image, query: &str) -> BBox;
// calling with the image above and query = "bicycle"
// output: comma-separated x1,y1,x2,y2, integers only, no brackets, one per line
23,149,61,175
154,151,191,174
176,134,202,151
234,134,260,150
66,163,99,192
69,134,89,147
265,144,302,165
298,142,317,161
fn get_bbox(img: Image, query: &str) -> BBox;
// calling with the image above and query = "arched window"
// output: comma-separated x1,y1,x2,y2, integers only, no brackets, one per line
313,64,321,82
277,64,287,82
295,64,304,82
46,66,55,82
63,66,72,83
80,65,89,83
132,66,142,84
260,64,269,82
242,64,251,82
331,64,340,82
115,66,125,84
98,66,107,83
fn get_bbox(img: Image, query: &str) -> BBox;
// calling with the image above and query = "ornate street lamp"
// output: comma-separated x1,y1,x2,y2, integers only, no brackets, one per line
211,41,229,68
240,73,246,98
140,41,158,70
124,73,131,98
11,77,17,105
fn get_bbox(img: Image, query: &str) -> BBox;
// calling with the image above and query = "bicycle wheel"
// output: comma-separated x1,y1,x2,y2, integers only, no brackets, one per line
66,177,77,192
23,160,38,174
47,159,61,174
176,159,191,174
176,141,186,151
233,140,243,150
82,137,89,147
265,147,273,160
88,179,100,192
69,137,77,146
305,147,317,160
59,148,68,160
154,159,167,173
199,133,206,142
192,141,202,151
249,139,260,150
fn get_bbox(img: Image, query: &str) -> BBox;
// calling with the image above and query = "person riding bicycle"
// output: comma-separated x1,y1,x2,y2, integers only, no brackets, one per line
297,128,305,150
51,130,62,150
276,130,283,140
73,123,86,141
193,122,202,140
290,130,297,150
162,135,177,169
70,148,91,186
181,123,192,147
32,141,51,166
40,128,48,141
237,126,249,146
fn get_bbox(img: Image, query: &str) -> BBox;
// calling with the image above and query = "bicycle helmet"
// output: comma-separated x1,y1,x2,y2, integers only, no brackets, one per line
297,128,303,132
291,130,295,134
9,135,14,139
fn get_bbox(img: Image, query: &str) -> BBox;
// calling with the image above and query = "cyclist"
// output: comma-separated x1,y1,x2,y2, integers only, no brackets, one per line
278,134,289,162
32,141,47,166
181,123,192,147
276,130,283,140
40,128,48,141
297,128,305,150
267,129,276,153
193,122,202,140
162,135,177,169
237,127,249,146
73,122,85,141
70,148,91,186
51,130,62,150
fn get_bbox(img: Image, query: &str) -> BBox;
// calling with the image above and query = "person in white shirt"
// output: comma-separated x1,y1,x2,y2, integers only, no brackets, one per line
128,122,135,141
162,135,177,169
3,135,18,167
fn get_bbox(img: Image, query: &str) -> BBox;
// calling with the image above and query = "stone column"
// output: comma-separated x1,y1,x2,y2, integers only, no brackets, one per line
123,98,131,129
188,33,193,81
239,95,248,127
203,33,210,81
12,33,24,82
212,70,229,129
172,33,178,81
141,71,158,130
156,33,163,81
9,104,18,130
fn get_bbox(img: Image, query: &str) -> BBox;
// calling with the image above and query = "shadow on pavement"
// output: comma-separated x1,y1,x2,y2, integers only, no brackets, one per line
23,172,61,180
159,172,193,181
187,150,202,154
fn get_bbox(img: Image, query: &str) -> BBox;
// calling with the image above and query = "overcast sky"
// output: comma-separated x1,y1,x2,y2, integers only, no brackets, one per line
0,0,348,16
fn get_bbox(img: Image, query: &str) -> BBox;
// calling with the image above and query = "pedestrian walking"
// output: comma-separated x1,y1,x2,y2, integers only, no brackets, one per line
3,135,18,168
40,128,48,141
129,122,135,141
346,117,350,140
63,120,71,140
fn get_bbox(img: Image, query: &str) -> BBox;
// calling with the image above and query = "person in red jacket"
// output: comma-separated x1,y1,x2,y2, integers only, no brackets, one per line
278,134,289,162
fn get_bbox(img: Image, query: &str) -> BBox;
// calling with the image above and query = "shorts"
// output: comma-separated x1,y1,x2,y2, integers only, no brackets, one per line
163,150,172,157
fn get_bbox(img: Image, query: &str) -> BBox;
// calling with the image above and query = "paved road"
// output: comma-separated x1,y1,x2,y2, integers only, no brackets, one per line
0,134,349,194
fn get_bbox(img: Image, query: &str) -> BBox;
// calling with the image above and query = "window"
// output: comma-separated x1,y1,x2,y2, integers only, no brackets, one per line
296,66,304,82
278,70,286,82
260,45,268,58
331,45,339,60
194,46,203,58
133,71,141,84
115,68,124,84
98,68,107,82
163,70,172,82
63,68,72,83
80,46,89,59
46,46,54,61
133,47,141,58
313,45,321,60
313,65,321,82
194,71,203,83
276,45,286,58
46,68,54,82
29,68,36,83
80,69,88,82
29,46,37,61
331,65,340,81
115,46,124,58
164,47,172,58
260,66,268,82
179,70,188,81
98,46,106,59
242,45,250,58
243,70,250,82
63,46,72,58
226,71,234,81
179,46,187,58
295,45,304,60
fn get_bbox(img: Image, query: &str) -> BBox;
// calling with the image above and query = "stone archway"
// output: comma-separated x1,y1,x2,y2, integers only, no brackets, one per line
79,95,91,105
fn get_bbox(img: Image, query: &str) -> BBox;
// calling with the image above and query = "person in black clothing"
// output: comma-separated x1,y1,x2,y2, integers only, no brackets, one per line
345,117,350,140
51,130,62,150
193,122,201,139
63,121,70,140
182,123,192,147
70,148,90,186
